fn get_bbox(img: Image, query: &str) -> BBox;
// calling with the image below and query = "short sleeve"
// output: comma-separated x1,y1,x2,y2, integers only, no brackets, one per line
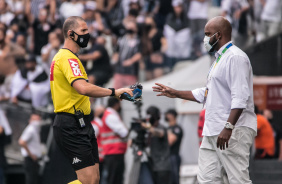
192,87,206,103
20,126,33,142
41,44,50,55
59,58,88,86
172,126,182,138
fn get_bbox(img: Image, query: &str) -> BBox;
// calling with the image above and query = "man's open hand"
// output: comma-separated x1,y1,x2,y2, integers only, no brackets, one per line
217,128,232,150
152,83,177,98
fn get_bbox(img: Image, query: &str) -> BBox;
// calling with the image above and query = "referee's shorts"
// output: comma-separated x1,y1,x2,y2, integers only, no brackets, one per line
53,113,99,171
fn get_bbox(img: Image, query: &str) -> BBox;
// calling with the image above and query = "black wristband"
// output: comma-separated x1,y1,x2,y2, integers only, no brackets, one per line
108,88,115,96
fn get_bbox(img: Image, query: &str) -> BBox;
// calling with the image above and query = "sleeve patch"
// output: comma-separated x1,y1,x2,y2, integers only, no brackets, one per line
68,59,83,77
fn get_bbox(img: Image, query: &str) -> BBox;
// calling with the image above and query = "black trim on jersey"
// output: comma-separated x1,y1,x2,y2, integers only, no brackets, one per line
71,78,88,86
20,68,28,79
61,48,78,57
33,71,48,83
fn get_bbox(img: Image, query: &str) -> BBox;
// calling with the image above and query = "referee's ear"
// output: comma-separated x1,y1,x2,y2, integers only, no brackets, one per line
68,30,75,39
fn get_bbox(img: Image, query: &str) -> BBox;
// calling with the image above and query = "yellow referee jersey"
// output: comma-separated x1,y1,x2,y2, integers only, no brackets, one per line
50,48,91,115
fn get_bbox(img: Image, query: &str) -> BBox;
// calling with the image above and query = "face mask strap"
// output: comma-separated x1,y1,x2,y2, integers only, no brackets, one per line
211,38,219,47
209,32,219,50
211,32,219,38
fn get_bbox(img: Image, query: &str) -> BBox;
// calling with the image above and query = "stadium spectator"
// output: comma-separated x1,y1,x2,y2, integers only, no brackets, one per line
154,0,173,30
127,0,142,18
9,2,29,35
123,4,141,31
255,106,275,159
16,33,27,49
260,0,282,40
30,8,56,57
104,0,125,36
41,31,62,69
59,0,84,21
164,0,192,69
18,113,42,184
141,16,166,80
79,36,113,87
112,21,141,88
165,109,183,184
0,24,25,76
0,0,14,26
10,55,50,108
82,1,105,38
101,98,128,184
188,0,209,58
26,0,47,19
221,0,250,49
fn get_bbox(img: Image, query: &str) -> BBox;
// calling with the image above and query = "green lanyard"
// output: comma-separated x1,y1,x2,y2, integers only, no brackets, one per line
203,42,233,108
207,42,233,78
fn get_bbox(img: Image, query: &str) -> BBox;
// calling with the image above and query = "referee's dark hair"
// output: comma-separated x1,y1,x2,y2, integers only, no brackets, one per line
63,16,85,38
165,109,178,118
107,97,120,108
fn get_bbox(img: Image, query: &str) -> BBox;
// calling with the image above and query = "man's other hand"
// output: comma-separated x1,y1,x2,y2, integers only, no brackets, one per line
30,154,38,162
152,83,177,98
115,88,133,99
217,128,232,150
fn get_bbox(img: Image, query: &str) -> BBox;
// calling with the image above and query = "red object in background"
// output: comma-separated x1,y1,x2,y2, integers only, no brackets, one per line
267,85,282,110
254,84,282,111
91,120,104,162
198,109,205,146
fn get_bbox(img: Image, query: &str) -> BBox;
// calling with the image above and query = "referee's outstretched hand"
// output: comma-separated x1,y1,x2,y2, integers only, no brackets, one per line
115,88,133,100
152,83,177,98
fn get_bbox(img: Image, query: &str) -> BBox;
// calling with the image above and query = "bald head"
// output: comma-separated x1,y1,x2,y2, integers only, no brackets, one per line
63,16,85,38
205,16,232,40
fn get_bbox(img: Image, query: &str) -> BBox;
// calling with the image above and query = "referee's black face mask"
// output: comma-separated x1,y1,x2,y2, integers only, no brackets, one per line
71,30,90,48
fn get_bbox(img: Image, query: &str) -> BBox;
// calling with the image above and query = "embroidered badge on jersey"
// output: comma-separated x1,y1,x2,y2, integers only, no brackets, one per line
68,59,83,76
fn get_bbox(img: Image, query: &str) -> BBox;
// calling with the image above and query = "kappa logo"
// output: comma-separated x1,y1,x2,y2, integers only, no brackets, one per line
72,157,82,164
68,59,83,76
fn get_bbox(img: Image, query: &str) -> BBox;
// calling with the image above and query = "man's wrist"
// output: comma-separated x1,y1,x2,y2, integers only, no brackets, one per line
225,122,234,130
108,88,115,96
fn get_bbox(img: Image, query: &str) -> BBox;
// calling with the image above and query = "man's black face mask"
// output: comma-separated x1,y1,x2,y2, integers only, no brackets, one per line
72,30,90,48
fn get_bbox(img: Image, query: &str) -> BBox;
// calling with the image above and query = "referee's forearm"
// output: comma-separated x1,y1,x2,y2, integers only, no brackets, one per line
84,85,112,97
73,80,111,97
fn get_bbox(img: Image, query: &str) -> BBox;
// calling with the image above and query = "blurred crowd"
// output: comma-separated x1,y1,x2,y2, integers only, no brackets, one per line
0,0,281,109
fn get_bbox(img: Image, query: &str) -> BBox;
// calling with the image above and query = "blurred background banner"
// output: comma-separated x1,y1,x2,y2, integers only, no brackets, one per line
253,77,282,111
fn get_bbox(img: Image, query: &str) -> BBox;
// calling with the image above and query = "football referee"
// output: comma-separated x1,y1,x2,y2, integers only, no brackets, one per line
50,16,133,184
